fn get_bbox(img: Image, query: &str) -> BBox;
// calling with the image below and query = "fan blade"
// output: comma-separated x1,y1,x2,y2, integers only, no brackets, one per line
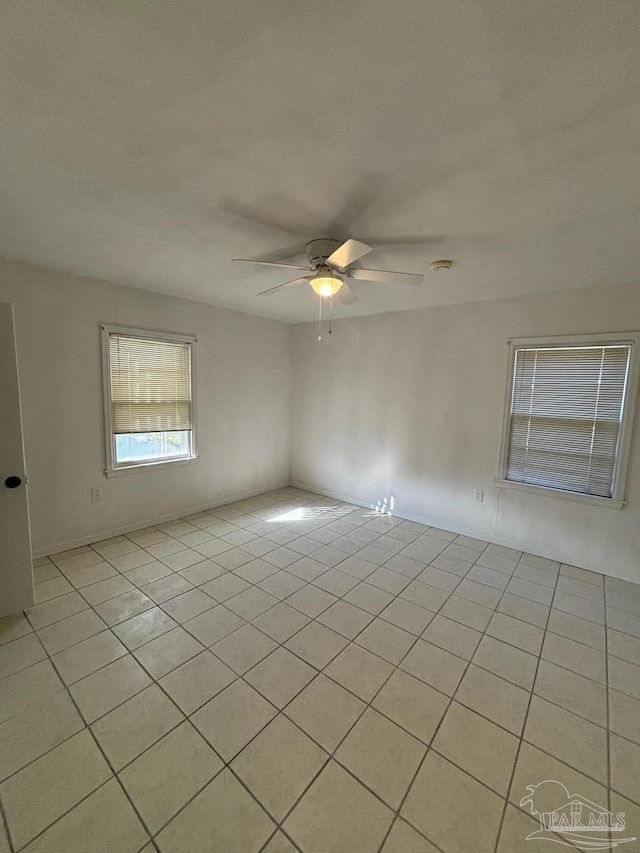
349,268,424,285
338,281,359,305
233,259,312,272
257,277,310,296
326,239,373,270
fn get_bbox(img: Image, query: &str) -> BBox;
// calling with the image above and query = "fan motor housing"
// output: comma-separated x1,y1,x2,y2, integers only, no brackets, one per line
306,238,342,267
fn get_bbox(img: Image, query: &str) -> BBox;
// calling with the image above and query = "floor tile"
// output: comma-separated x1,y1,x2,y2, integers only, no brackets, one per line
161,588,215,623
52,629,127,684
245,647,316,708
368,567,413,595
0,690,83,781
486,612,544,655
534,659,606,725
344,582,394,615
178,559,226,586
608,629,640,665
19,778,148,853
183,604,244,646
201,572,250,602
191,680,277,762
37,610,107,655
0,660,62,724
70,655,152,723
93,588,155,626
609,657,640,699
285,674,365,752
381,818,440,852
552,591,604,624
284,621,349,669
120,721,222,832
497,592,549,627
422,614,481,660
212,624,277,674
110,550,157,572
232,714,327,820
325,643,394,702
26,592,89,630
433,701,519,795
286,557,328,581
472,635,538,690
380,555,425,579
454,578,501,609
313,568,361,596
225,587,279,620
496,803,549,853
142,574,195,604
400,580,450,611
417,566,461,593
33,576,74,603
156,769,275,853
510,740,608,811
546,608,605,649
456,665,530,735
234,558,279,584
609,689,640,745
262,547,301,569
337,555,379,580
258,570,306,600
112,607,177,651
336,708,425,808
284,760,393,853
317,601,374,639
252,602,310,643
133,626,204,678
124,560,173,587
286,585,337,617
610,734,640,804
402,750,503,853
542,631,605,683
400,640,467,696
373,669,448,744
524,696,608,782
67,562,117,590
356,618,415,664
0,634,45,679
262,831,298,853
430,553,472,578
380,598,434,635
159,650,236,714
440,595,493,631
0,730,111,849
91,684,183,770
0,613,33,646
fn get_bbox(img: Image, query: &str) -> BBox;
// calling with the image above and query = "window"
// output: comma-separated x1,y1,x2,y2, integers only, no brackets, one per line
101,325,196,474
499,335,639,505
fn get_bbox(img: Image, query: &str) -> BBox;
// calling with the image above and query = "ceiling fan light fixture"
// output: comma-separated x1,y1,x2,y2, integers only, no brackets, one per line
310,271,343,298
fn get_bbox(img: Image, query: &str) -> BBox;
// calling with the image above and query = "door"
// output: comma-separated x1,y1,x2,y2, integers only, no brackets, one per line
0,302,34,615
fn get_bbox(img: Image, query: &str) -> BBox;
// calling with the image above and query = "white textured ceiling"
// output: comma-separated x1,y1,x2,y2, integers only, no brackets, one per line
1,0,639,322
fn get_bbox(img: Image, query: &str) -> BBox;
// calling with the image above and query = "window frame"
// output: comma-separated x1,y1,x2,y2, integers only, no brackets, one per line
101,324,198,477
496,332,640,509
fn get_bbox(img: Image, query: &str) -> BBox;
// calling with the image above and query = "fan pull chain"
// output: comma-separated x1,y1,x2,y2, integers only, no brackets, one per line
317,296,322,341
328,295,333,335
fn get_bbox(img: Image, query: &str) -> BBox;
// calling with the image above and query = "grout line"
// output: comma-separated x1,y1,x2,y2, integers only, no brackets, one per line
492,555,561,853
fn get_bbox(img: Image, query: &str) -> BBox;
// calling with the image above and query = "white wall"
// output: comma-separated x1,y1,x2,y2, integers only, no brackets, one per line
291,285,640,584
0,258,292,555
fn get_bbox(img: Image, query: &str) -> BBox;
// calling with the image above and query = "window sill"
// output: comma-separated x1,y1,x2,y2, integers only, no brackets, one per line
105,456,198,478
494,478,625,510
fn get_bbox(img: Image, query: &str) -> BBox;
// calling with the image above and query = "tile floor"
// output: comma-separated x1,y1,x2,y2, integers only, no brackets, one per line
1,487,640,852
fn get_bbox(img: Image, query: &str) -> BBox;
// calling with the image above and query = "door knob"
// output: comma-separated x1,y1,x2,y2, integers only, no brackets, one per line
5,476,22,489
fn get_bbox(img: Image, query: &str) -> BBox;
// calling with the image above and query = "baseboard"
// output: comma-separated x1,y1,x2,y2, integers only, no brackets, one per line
34,480,290,558
290,480,638,585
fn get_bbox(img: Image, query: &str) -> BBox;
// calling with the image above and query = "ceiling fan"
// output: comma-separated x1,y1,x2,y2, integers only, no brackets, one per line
232,238,424,305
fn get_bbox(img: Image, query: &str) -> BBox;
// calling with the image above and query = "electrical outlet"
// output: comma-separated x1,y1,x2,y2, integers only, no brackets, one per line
473,489,484,503
91,488,102,502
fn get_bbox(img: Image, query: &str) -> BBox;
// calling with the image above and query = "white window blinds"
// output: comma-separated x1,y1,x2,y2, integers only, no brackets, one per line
108,333,193,434
505,344,631,498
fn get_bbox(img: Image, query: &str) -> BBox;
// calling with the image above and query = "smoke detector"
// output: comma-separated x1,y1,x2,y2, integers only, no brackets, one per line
431,260,453,272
